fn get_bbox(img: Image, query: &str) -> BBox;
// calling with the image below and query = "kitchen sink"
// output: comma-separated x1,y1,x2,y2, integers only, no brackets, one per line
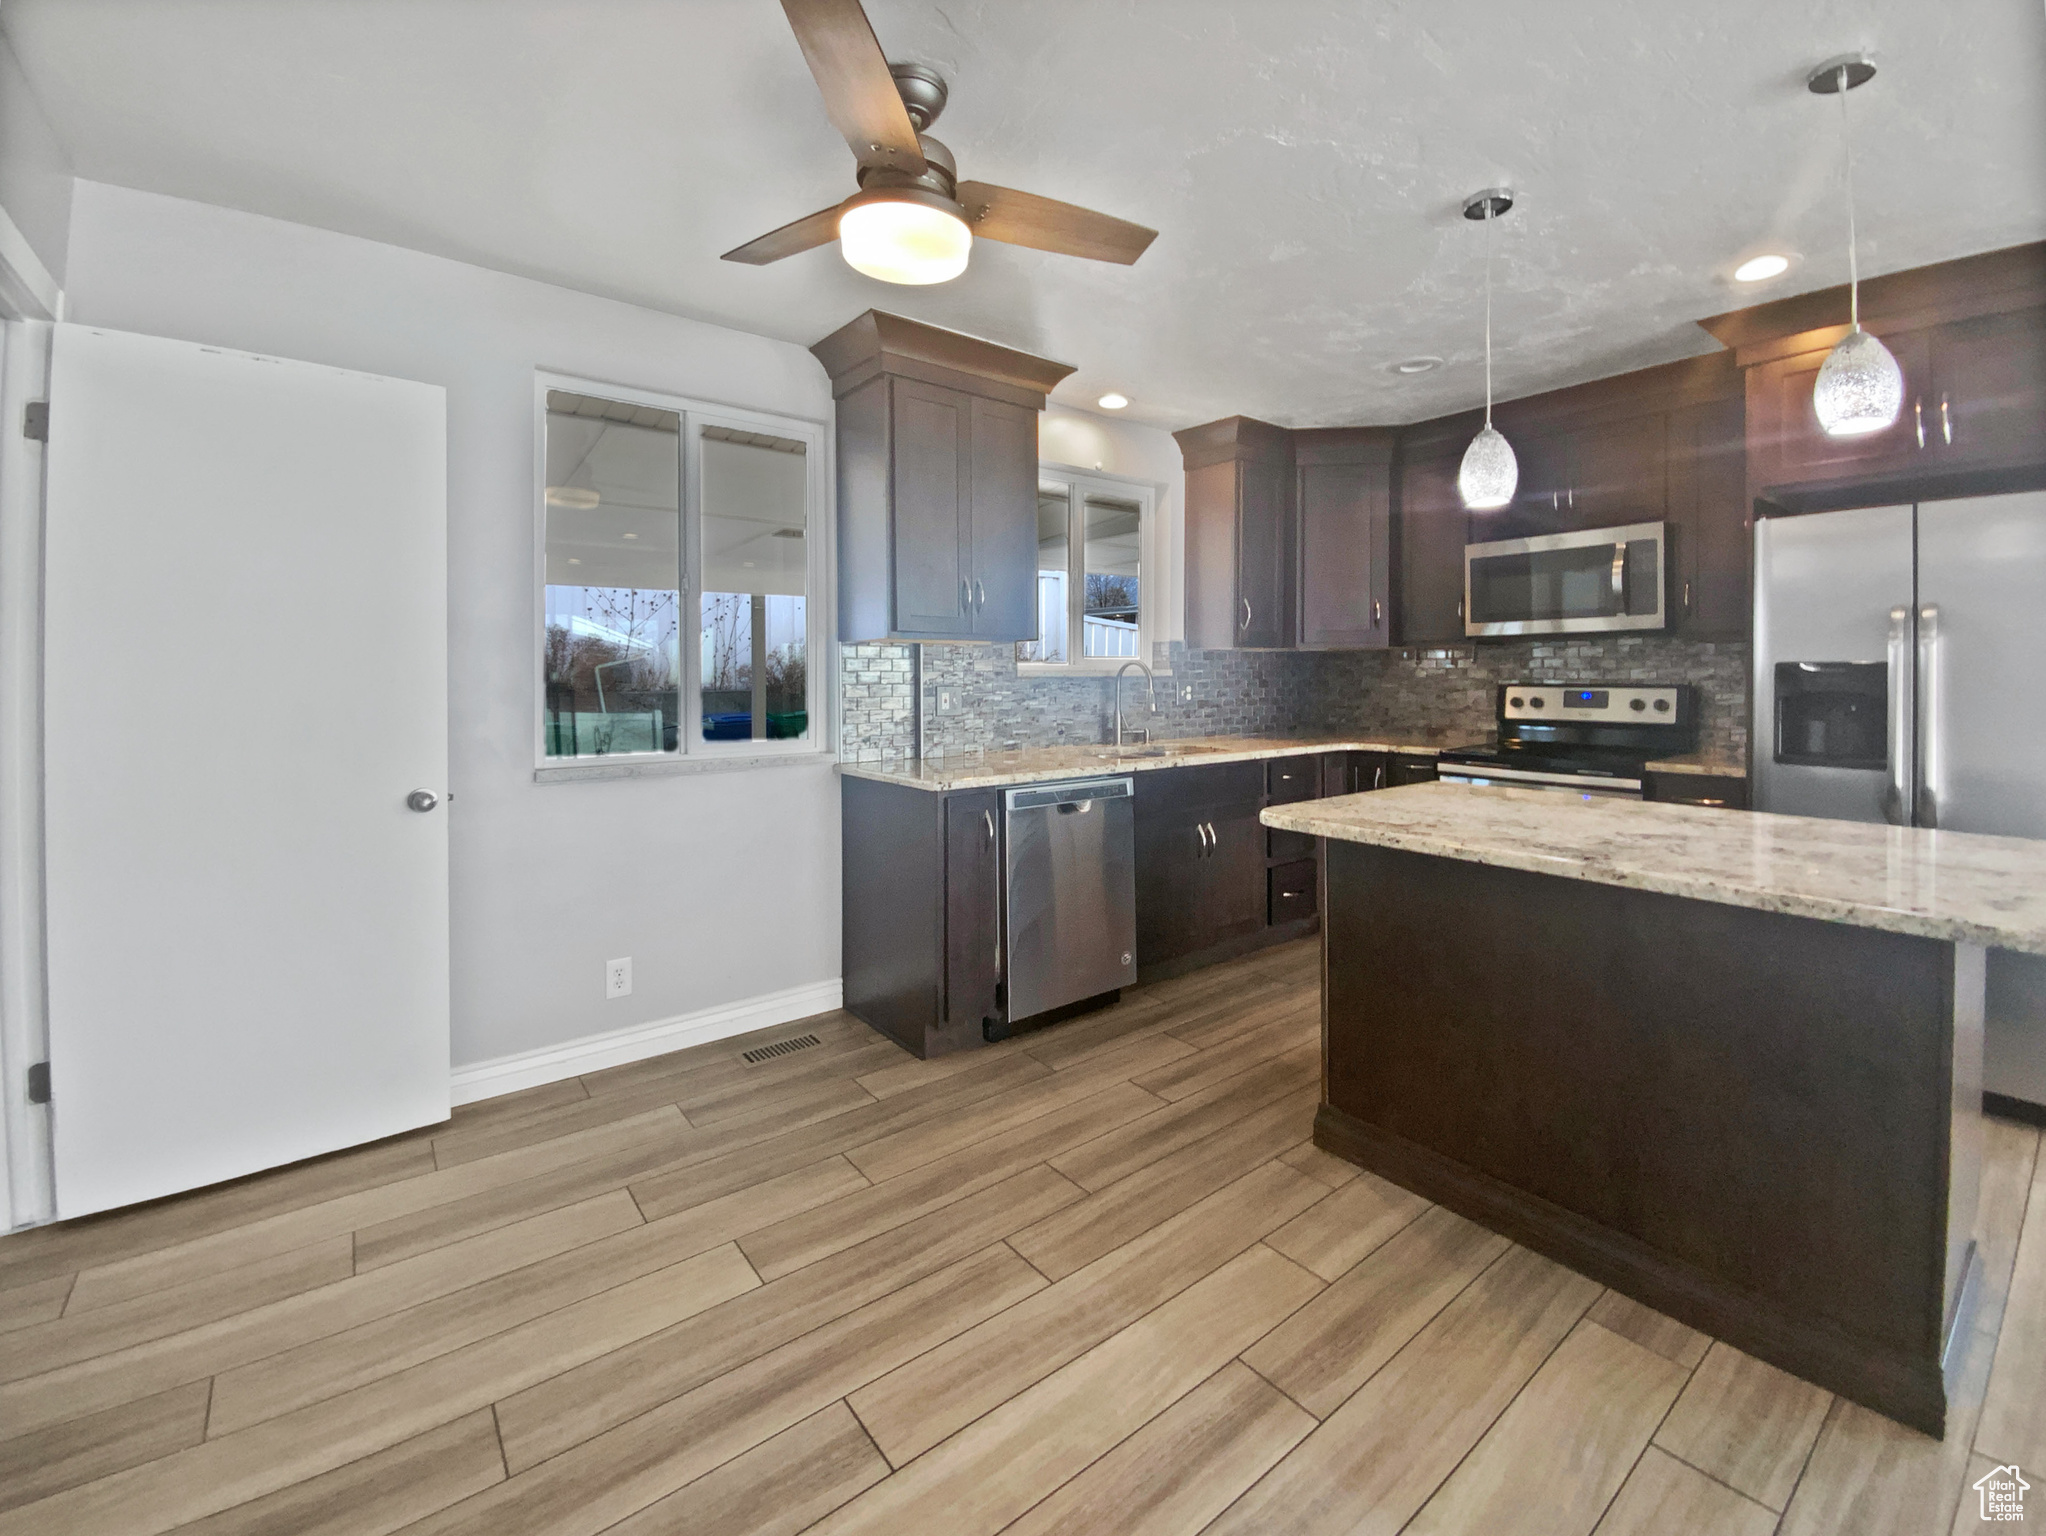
1094,742,1236,759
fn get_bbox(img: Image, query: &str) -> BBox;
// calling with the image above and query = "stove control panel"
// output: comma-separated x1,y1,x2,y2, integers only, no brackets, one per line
1501,685,1682,724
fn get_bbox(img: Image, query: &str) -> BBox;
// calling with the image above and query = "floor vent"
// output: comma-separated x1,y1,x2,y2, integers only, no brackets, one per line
742,1033,820,1065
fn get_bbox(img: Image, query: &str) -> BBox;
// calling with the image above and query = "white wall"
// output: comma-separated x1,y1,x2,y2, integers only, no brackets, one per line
0,28,71,291
1040,404,1185,646
63,181,841,1075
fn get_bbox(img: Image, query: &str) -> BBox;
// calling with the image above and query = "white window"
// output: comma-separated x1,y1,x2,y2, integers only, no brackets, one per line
1017,466,1160,675
537,379,827,769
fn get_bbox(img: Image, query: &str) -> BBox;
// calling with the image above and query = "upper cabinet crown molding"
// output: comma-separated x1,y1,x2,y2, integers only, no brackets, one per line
811,309,1076,408
1697,240,2046,366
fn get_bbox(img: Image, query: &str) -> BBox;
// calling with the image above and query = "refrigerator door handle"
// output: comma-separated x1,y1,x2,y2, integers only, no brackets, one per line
1884,605,1913,826
1916,603,1940,828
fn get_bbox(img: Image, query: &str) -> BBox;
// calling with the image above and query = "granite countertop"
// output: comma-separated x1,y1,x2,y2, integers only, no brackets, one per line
836,732,1486,793
1262,781,2046,955
1642,752,1747,779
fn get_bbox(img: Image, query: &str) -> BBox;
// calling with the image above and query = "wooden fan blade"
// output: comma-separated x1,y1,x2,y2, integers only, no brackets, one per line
779,0,925,175
955,182,1157,264
721,203,844,265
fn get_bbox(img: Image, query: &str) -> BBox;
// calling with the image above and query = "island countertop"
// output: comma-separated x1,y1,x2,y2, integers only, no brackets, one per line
837,731,1483,793
1263,781,2046,955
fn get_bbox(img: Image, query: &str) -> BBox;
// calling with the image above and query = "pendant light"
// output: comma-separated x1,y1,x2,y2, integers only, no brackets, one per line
1459,189,1518,510
1809,56,1903,437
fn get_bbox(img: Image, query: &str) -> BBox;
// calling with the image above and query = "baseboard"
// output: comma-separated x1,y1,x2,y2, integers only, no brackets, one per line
449,978,844,1106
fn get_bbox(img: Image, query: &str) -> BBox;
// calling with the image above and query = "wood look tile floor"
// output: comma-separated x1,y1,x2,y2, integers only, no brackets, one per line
1,939,2040,1536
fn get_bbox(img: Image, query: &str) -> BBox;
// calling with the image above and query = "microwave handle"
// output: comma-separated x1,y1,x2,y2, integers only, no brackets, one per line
1610,544,1626,603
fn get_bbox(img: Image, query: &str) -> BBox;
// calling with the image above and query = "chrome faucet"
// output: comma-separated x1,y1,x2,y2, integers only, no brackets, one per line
1114,659,1158,748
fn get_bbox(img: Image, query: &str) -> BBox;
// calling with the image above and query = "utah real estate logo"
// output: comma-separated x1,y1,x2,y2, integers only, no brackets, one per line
1975,1464,2029,1524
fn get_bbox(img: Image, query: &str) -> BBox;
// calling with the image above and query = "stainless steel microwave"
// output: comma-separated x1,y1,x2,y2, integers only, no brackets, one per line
1463,520,1667,637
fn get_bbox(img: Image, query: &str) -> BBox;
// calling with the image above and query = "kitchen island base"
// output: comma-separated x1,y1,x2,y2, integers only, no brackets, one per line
1314,840,1983,1437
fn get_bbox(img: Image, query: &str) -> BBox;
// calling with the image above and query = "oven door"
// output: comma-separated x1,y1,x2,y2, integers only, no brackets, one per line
1465,520,1666,637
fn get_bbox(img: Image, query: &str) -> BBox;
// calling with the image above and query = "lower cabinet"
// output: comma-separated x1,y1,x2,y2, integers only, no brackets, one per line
842,776,1002,1059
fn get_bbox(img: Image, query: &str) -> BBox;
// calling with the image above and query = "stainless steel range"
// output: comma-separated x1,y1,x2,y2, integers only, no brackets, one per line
1437,684,1695,798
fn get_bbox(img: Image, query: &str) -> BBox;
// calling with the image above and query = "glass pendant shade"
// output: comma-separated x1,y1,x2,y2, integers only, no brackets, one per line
1813,323,1904,437
838,198,972,285
1459,425,1518,510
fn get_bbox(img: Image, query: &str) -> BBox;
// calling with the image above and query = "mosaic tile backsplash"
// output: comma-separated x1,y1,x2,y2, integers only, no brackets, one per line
841,634,1749,766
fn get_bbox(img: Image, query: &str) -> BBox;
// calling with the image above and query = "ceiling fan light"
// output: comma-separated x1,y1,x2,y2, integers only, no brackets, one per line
1814,324,1904,437
1459,425,1519,511
839,198,971,285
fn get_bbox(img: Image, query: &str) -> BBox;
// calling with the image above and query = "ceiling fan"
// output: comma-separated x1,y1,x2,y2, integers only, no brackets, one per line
722,0,1157,285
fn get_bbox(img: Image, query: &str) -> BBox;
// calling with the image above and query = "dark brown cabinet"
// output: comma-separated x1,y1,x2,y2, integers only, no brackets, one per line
1295,430,1395,648
813,310,1074,645
842,775,1004,1059
1394,440,1470,645
1175,417,1295,650
1665,395,1748,638
942,789,1002,1036
1743,325,1934,494
1134,760,1278,980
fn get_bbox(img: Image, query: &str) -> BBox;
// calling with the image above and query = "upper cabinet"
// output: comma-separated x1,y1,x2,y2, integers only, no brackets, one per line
1175,417,1295,649
1392,435,1469,646
1295,429,1395,649
814,311,1074,644
1700,243,2046,506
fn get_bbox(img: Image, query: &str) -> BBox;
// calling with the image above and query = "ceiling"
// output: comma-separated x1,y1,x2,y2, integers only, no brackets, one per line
8,0,2045,429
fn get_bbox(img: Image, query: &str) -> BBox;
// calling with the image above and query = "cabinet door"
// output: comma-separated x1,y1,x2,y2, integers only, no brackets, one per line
1395,449,1469,644
1198,800,1268,942
1491,426,1571,542
1298,460,1390,647
890,379,975,637
1667,396,1748,638
1568,413,1667,531
1237,454,1291,647
1134,803,1206,968
1745,326,1932,492
1183,460,1241,651
1929,306,2046,472
943,790,1001,1031
967,395,1038,640
1387,755,1438,786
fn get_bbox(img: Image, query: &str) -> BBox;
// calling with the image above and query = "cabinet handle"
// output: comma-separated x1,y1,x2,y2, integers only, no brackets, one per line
1456,598,1464,620
975,578,986,608
1568,487,1575,509
984,808,995,845
1373,762,1386,791
1241,597,1252,631
1683,580,1692,613
1204,821,1217,854
1372,599,1382,627
1941,393,1952,445
1915,399,1925,448
961,577,971,612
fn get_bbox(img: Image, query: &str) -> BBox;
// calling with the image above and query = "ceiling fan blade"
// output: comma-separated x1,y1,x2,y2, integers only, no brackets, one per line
779,0,925,175
721,203,844,265
955,182,1157,265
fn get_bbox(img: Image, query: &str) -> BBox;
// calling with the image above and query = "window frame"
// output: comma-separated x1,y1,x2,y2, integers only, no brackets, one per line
532,373,833,779
1016,461,1166,678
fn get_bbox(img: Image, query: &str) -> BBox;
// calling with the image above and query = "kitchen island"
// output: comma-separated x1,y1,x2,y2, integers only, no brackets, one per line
1262,782,2046,1437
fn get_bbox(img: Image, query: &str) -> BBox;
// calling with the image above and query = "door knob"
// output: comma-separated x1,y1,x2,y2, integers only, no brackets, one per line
407,790,439,813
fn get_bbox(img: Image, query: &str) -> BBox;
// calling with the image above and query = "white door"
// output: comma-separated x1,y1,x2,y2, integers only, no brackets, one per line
43,325,449,1218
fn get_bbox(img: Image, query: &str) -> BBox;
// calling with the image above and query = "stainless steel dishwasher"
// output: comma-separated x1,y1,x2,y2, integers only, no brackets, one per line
1001,777,1137,1029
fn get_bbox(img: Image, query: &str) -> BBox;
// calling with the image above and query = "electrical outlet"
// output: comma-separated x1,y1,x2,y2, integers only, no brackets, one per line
606,957,632,999
1180,685,1194,703
936,689,960,714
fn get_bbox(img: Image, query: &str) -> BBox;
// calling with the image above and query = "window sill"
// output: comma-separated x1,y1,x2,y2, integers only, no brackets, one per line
535,749,837,784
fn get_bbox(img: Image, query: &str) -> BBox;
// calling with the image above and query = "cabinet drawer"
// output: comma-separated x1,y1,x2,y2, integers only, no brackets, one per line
1268,859,1318,924
1647,771,1748,810
1266,758,1317,803
1389,755,1439,786
1267,825,1316,861
1137,759,1264,813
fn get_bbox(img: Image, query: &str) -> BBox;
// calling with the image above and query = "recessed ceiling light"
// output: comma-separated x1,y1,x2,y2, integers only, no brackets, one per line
567,557,581,565
1734,253,1792,283
1097,393,1129,410
1391,356,1444,375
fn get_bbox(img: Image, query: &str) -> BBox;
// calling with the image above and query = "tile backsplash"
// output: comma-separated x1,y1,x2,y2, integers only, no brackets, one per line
839,634,1749,766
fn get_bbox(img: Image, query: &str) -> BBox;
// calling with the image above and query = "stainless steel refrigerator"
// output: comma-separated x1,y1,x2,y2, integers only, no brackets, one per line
1754,492,2046,1113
